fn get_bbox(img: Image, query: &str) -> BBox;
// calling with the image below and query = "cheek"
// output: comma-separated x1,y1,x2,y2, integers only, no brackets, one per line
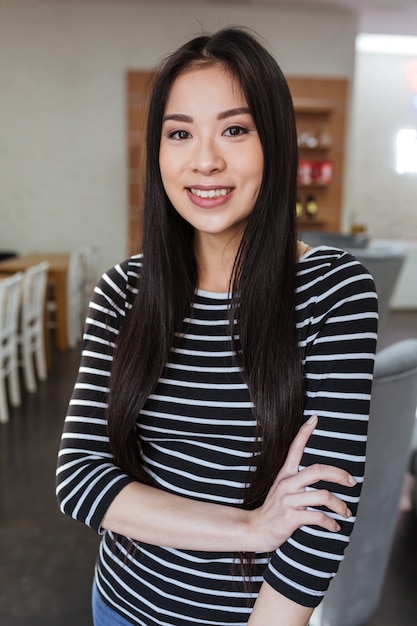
240,144,264,181
246,155,264,190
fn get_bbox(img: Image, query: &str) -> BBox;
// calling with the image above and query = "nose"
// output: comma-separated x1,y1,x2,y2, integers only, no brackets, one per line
190,137,226,175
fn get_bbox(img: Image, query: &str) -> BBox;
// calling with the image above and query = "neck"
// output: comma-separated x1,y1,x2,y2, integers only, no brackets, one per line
194,231,242,293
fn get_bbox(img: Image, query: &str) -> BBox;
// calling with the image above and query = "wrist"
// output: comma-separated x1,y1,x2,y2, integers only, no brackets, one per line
243,508,267,553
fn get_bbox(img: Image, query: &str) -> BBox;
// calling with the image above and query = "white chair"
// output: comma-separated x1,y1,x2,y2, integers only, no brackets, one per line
19,261,49,393
0,272,23,423
47,245,99,350
66,246,87,349
310,338,417,626
48,246,86,349
80,242,99,321
68,243,100,345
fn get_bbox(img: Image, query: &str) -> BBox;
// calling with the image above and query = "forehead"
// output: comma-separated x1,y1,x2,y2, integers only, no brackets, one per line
165,64,246,109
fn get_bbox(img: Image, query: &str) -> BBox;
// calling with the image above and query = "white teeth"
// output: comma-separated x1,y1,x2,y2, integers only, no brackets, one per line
190,188,230,198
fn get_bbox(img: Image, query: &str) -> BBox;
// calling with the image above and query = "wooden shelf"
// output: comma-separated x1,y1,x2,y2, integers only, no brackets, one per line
293,97,336,114
299,145,332,151
288,76,349,233
297,219,326,230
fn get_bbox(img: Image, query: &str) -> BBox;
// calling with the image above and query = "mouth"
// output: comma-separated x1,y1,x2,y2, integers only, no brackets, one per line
189,187,233,199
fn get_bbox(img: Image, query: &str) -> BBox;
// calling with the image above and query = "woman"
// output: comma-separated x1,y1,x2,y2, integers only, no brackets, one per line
56,27,378,626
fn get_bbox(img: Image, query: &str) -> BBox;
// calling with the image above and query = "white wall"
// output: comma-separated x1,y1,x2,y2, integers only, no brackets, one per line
360,7,417,38
0,0,357,274
345,48,417,240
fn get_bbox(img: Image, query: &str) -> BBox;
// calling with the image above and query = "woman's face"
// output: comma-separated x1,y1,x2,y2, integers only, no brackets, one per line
159,65,264,247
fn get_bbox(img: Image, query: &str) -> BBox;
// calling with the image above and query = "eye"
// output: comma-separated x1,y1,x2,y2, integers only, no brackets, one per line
167,129,191,140
223,125,249,137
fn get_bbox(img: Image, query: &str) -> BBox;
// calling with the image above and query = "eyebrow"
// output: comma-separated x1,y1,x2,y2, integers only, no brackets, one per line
162,107,251,124
218,107,251,120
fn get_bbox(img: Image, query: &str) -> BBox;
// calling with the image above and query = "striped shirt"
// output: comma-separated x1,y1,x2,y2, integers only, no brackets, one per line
56,247,378,625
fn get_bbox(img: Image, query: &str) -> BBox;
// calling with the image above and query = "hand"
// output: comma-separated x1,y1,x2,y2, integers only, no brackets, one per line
248,415,356,553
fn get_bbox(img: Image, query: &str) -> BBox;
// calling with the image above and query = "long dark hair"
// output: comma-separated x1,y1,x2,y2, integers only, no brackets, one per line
107,27,305,511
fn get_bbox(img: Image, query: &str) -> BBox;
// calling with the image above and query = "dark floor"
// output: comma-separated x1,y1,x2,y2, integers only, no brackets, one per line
0,312,416,626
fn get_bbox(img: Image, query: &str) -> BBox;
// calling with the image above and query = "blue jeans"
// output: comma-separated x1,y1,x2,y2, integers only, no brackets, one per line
92,582,133,626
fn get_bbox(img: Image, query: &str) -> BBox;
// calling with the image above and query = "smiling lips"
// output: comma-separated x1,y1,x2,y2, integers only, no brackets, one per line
190,187,232,198
187,187,234,207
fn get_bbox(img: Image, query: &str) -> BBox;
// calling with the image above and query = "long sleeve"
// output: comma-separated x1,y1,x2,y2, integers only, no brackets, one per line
56,257,141,532
56,248,378,623
264,248,378,607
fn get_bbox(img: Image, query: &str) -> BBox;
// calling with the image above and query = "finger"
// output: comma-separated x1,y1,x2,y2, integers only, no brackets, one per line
279,415,318,476
298,508,343,533
285,489,353,519
289,463,357,492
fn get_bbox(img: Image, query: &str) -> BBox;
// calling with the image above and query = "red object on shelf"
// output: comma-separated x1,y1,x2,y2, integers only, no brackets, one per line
313,161,333,185
298,160,313,185
298,160,333,186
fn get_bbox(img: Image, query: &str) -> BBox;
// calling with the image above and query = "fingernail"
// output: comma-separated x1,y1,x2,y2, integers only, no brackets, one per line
335,523,341,532
307,415,317,425
348,475,357,485
346,509,353,518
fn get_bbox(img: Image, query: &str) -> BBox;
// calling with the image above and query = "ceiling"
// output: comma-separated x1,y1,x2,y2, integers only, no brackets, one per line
46,0,417,35
208,0,417,6
197,0,417,9
206,0,417,35
47,0,417,8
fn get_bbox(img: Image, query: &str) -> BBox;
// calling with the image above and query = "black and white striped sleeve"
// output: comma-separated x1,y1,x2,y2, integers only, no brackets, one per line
56,258,140,533
264,249,378,607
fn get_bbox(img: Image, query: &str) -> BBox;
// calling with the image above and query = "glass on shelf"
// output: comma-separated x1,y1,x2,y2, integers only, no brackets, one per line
298,128,332,149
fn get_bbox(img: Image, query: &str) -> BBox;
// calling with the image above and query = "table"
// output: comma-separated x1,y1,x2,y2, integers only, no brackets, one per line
0,253,70,352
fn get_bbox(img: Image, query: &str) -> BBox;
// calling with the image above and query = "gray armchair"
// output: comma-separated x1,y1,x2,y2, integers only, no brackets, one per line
410,425,417,516
298,231,370,250
347,247,406,331
309,338,417,626
297,232,406,330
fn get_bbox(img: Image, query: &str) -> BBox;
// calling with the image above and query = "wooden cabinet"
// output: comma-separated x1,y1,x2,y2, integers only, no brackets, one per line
287,77,349,233
127,70,152,256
